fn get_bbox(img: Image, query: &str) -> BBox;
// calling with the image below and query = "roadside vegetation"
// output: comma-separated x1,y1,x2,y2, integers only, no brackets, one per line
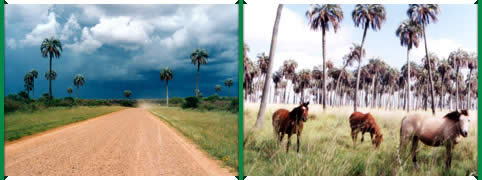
150,106,238,172
6,106,125,141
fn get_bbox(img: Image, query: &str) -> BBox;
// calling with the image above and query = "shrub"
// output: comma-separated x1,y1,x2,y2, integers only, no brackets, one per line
182,96,200,109
228,98,239,113
204,94,221,102
5,98,22,113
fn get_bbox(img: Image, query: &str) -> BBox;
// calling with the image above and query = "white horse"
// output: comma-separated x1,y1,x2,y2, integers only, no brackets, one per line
399,110,471,170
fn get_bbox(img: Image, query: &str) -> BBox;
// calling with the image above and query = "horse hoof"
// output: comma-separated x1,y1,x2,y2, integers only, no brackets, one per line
414,163,420,169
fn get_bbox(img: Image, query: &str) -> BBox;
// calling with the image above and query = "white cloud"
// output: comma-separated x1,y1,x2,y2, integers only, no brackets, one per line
90,16,154,46
60,15,81,41
65,27,102,54
20,12,59,46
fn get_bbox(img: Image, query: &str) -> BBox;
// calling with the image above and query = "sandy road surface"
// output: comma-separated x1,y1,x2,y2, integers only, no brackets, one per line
5,108,232,176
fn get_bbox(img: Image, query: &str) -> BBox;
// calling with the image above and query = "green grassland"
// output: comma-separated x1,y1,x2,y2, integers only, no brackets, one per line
244,104,478,176
150,107,238,172
5,106,126,141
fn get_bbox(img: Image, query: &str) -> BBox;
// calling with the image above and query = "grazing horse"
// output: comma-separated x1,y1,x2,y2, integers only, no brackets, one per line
349,112,383,148
272,102,309,153
399,110,471,169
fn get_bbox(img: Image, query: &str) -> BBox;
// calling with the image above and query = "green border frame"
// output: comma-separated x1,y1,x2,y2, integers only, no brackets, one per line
478,1,481,178
238,0,244,178
1,0,5,178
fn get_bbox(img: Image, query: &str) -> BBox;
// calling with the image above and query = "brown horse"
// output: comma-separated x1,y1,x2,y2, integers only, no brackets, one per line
349,112,383,148
399,110,471,169
272,102,309,153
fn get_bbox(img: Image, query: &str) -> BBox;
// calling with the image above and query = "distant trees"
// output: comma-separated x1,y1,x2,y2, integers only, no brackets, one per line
123,90,132,99
225,79,233,88
73,74,85,99
67,87,73,97
160,67,173,107
215,84,222,95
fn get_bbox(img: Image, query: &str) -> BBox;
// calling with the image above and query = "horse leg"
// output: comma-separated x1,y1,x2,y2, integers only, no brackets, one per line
411,136,419,169
361,128,365,142
445,142,453,170
351,129,357,147
296,132,301,154
286,133,292,153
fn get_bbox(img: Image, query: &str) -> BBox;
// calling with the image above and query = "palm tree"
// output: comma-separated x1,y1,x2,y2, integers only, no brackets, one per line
255,4,283,129
73,74,85,99
45,70,57,82
306,4,344,110
352,4,386,112
467,53,477,109
367,58,387,108
67,87,73,97
160,67,173,107
437,60,452,109
29,69,38,99
215,84,222,95
224,79,233,88
41,37,63,99
124,90,132,99
448,49,469,110
396,19,422,112
191,48,209,97
298,69,312,103
407,4,440,115
24,72,33,98
272,71,282,103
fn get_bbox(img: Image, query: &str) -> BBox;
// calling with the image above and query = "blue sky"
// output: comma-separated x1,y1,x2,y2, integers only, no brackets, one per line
5,5,238,99
246,4,477,72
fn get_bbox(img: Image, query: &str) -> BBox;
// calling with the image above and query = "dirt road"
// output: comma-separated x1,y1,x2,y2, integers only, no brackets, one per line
5,108,232,176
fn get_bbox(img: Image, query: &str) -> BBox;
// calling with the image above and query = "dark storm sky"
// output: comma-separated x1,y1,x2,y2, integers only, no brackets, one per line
5,4,239,99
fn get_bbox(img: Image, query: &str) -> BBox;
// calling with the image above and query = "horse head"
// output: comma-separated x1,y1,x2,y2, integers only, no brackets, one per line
445,110,470,137
373,134,383,148
291,101,310,123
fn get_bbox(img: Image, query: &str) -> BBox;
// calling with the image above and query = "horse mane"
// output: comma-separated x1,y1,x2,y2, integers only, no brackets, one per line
289,106,302,121
444,111,461,121
460,110,469,116
366,113,381,136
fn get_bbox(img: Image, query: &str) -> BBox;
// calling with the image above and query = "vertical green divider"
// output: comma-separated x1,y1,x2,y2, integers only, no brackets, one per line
1,1,5,178
478,2,481,177
238,0,244,178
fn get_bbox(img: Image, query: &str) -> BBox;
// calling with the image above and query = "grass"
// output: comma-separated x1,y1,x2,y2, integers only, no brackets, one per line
5,106,126,141
150,106,238,173
244,103,478,176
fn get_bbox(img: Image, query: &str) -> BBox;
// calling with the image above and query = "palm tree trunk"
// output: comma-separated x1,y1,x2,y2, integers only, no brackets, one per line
456,67,460,111
407,48,411,112
76,86,79,99
49,56,52,100
32,83,35,99
166,80,169,107
322,27,327,110
196,64,200,97
422,24,436,115
467,69,472,110
255,4,282,129
371,74,376,108
354,23,368,112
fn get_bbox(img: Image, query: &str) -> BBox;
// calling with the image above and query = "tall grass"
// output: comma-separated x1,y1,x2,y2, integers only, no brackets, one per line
244,103,478,176
150,107,238,173
5,106,126,141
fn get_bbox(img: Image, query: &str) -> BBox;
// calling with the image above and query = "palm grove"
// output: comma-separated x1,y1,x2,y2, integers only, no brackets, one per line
244,4,477,128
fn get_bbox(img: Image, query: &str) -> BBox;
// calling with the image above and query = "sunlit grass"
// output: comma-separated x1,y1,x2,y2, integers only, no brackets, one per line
5,106,126,141
150,107,238,173
244,103,478,176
